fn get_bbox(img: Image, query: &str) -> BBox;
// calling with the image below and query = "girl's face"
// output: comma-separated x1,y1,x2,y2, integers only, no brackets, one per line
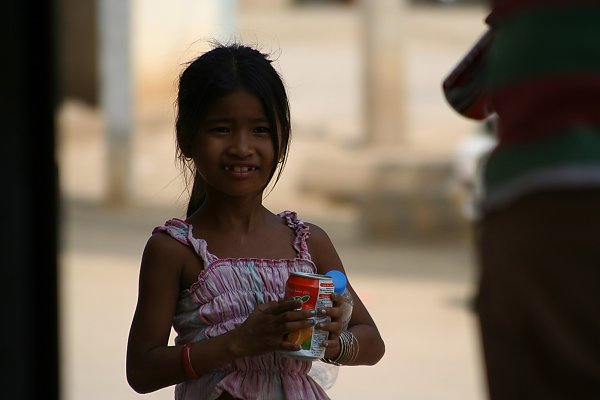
192,89,277,199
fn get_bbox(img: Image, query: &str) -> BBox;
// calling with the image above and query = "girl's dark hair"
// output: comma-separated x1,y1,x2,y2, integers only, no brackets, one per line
175,43,291,218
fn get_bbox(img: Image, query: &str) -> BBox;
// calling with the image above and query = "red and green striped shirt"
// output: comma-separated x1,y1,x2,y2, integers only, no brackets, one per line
483,1,600,210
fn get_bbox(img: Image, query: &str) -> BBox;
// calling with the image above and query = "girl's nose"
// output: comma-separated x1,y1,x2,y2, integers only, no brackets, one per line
227,131,254,157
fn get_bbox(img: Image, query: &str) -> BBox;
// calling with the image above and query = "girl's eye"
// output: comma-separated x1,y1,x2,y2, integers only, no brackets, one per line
209,127,230,134
254,126,270,135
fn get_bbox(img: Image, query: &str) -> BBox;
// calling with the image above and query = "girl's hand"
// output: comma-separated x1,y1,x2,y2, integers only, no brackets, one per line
232,299,316,357
318,293,345,360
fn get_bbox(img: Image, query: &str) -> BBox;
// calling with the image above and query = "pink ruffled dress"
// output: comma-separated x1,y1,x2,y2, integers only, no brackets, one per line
152,211,330,400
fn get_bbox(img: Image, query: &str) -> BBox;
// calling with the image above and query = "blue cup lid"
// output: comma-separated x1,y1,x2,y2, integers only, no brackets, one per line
325,270,347,294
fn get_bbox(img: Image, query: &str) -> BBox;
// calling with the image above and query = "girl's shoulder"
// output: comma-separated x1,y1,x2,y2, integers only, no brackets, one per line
145,221,193,257
277,210,302,226
304,222,333,246
142,220,204,279
152,218,191,245
143,219,202,265
288,216,343,273
278,210,330,242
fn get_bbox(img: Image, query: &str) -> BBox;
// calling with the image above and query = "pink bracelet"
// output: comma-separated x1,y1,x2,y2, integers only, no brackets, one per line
182,343,200,380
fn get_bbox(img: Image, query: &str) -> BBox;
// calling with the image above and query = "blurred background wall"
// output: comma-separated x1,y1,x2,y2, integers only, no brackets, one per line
56,0,491,399
58,0,490,239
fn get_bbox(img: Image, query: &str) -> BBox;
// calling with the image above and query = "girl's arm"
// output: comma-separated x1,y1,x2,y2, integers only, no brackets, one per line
306,223,386,366
126,233,313,393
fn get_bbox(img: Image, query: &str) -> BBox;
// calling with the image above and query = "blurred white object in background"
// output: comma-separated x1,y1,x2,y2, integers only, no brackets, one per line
451,119,496,221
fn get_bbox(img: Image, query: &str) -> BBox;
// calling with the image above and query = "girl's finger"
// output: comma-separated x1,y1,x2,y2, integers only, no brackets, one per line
317,306,342,320
283,317,316,333
273,299,302,314
316,321,339,333
278,307,315,324
324,329,342,349
331,292,345,306
315,308,328,317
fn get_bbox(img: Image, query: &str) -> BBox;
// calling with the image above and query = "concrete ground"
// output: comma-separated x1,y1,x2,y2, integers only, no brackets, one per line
58,2,490,399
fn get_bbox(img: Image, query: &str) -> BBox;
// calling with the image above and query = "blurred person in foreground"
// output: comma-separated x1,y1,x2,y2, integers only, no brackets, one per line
443,1,600,399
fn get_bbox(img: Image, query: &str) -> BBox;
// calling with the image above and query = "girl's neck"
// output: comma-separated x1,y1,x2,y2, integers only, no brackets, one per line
190,195,273,234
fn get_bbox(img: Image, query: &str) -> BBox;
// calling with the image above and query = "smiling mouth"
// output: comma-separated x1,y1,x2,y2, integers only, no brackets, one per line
224,166,258,173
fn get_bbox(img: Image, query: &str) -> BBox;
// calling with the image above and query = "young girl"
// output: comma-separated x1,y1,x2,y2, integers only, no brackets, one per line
126,43,385,400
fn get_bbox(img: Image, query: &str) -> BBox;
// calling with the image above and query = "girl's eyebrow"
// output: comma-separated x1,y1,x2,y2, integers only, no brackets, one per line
203,116,269,124
252,117,270,124
203,116,230,123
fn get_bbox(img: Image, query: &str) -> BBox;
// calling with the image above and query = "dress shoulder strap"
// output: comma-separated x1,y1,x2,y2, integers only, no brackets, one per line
279,210,312,261
152,218,217,266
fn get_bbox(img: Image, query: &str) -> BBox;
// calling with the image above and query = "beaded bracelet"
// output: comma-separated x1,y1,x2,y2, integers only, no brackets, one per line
181,343,200,380
321,330,359,366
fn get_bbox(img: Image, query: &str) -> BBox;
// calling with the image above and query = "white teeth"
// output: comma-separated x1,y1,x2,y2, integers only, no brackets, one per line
225,166,255,172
